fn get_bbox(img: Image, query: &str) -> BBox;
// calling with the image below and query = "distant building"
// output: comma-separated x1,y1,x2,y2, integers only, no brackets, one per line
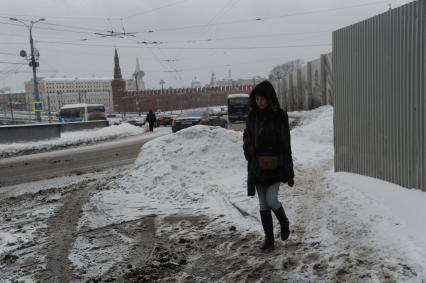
0,89,28,112
191,76,202,88
215,76,266,87
24,76,113,112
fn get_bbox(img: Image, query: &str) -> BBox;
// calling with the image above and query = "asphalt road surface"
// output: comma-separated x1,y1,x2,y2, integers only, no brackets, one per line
0,119,296,187
0,134,161,187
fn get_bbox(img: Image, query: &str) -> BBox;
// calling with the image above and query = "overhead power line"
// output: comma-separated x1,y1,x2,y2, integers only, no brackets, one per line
0,61,25,65
0,52,19,56
0,0,192,21
38,21,107,33
166,30,331,44
35,39,331,50
258,0,400,21
123,0,192,19
123,0,403,34
0,0,400,36
0,69,57,74
0,64,24,84
0,26,332,46
0,20,94,35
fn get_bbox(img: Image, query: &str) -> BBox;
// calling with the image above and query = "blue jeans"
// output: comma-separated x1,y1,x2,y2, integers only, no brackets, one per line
256,182,281,211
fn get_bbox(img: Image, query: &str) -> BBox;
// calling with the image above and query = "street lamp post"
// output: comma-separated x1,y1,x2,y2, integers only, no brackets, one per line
135,100,141,116
133,72,139,92
159,80,165,93
10,17,45,122
7,94,14,122
274,71,284,107
47,92,52,123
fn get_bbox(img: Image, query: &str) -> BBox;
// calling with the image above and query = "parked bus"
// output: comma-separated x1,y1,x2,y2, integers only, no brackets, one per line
58,104,106,122
227,93,250,123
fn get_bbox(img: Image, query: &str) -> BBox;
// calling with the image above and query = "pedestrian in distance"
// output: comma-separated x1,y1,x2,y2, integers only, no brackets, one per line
145,109,156,132
243,80,295,250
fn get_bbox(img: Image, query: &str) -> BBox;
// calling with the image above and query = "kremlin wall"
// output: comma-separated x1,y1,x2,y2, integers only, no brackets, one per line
111,49,253,112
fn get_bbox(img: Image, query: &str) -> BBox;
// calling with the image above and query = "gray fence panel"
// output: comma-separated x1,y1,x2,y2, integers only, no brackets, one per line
0,121,109,143
60,120,109,132
333,0,425,191
0,123,61,143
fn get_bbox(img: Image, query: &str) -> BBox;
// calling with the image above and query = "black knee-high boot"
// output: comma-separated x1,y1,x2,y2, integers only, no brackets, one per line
259,210,274,250
272,204,290,241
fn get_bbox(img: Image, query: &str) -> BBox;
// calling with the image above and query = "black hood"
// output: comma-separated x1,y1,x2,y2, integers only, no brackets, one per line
249,80,280,111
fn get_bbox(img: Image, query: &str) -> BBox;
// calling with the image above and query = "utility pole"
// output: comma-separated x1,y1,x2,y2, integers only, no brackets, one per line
135,100,141,116
10,17,45,122
134,72,139,92
47,92,52,123
133,73,141,115
58,91,63,107
26,94,31,120
274,71,284,99
108,90,112,114
159,80,165,93
8,94,14,122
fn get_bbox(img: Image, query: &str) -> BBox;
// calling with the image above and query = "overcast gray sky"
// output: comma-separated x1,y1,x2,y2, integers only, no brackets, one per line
0,0,413,91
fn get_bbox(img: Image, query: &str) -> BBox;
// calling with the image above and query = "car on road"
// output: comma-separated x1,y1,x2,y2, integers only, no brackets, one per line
156,113,177,127
126,117,145,127
172,109,228,133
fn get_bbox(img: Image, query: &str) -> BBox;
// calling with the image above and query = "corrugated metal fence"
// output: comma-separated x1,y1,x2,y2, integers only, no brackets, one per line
272,54,333,112
333,0,425,191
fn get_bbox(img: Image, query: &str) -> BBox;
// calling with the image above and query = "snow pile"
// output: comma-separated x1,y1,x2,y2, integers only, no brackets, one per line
291,105,334,167
84,125,260,232
83,106,335,233
0,123,150,158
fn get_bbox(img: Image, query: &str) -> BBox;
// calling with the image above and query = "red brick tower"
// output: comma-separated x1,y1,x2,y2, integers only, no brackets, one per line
111,48,126,113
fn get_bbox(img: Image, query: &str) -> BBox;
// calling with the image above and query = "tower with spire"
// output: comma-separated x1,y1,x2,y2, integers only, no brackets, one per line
210,72,216,86
114,48,122,79
111,48,126,113
133,58,145,91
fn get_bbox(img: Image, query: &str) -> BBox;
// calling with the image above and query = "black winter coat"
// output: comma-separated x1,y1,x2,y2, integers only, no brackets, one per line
243,81,294,196
146,111,156,125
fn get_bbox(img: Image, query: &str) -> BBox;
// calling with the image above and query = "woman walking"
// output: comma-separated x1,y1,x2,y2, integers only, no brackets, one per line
145,109,157,132
243,80,295,250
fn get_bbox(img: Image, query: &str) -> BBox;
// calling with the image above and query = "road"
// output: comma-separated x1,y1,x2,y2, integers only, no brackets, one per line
0,134,163,187
0,118,298,187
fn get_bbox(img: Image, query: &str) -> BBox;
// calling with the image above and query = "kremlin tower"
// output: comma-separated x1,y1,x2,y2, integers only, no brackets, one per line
111,48,126,113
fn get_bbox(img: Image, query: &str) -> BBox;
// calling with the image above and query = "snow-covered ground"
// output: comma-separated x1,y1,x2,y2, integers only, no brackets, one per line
76,105,425,281
1,105,425,282
0,123,170,158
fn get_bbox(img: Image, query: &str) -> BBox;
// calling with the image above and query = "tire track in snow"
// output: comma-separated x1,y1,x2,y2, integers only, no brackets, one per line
37,182,93,283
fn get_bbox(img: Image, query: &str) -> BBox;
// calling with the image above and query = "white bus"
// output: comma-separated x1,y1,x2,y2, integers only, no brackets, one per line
227,93,250,123
58,103,106,122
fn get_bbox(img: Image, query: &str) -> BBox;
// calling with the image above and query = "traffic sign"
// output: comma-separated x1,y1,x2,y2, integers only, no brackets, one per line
32,101,44,112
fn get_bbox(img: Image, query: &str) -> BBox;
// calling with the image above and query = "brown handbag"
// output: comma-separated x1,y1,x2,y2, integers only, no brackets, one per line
256,155,281,170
